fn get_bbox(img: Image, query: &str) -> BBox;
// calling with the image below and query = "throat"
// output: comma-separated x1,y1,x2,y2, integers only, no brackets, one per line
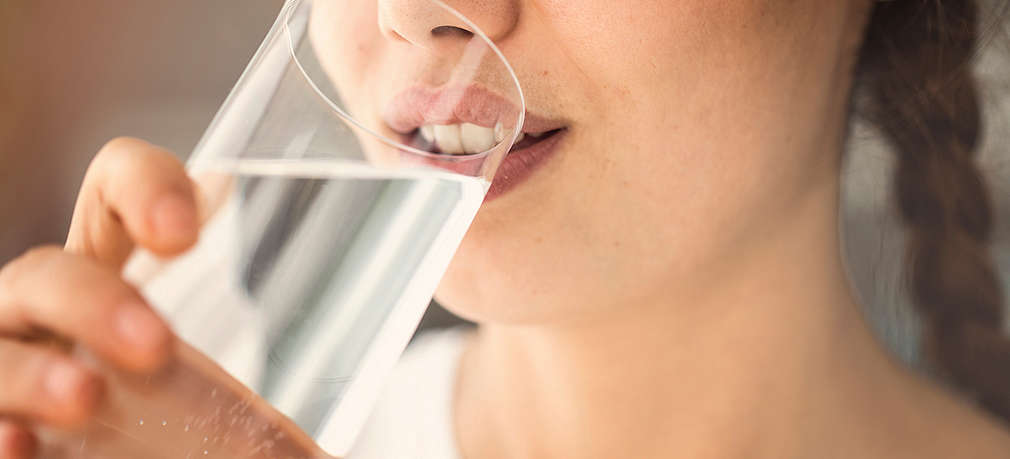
452,250,896,459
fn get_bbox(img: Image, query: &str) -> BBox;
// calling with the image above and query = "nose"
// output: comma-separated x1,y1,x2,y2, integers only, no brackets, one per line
378,0,519,48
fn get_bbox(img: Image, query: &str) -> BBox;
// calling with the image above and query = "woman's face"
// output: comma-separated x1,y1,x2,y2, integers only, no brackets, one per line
313,0,871,324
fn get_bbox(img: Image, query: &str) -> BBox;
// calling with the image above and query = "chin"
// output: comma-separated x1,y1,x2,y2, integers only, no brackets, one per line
433,252,603,327
433,263,544,326
433,276,524,326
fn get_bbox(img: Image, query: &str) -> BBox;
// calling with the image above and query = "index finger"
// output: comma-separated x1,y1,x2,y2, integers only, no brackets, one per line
65,137,199,269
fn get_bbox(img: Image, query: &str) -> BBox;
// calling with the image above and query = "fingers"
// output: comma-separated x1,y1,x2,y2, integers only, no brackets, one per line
0,340,104,428
0,246,174,372
65,137,199,268
0,420,36,459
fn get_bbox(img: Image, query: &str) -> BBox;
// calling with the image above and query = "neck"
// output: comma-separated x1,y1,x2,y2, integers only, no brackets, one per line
454,178,912,459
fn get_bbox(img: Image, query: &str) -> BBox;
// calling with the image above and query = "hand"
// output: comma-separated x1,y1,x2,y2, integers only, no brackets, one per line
0,138,329,458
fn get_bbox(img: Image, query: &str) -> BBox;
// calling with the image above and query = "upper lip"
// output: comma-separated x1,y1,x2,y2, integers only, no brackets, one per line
382,84,566,136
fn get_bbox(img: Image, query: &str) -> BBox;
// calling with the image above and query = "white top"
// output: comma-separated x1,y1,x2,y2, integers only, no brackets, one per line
346,327,469,459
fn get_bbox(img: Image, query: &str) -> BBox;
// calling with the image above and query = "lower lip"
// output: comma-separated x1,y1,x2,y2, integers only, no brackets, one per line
484,129,567,202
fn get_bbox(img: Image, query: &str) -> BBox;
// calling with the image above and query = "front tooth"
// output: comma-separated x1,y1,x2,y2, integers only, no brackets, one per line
420,125,435,143
460,123,496,153
515,132,526,144
434,124,464,154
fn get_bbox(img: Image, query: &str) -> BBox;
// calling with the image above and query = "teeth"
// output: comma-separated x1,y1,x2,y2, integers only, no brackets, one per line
460,123,496,153
418,122,537,155
419,123,502,155
433,124,464,154
420,125,435,143
494,121,529,143
491,122,527,147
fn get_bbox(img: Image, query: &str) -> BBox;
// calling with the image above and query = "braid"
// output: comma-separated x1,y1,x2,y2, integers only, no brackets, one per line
856,0,1010,419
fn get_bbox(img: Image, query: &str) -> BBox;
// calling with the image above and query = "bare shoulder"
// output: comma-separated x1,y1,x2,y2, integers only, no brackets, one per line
846,365,1010,459
932,410,1010,458
906,380,1010,459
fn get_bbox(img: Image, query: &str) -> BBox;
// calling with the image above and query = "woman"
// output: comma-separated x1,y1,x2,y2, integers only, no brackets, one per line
2,0,1010,457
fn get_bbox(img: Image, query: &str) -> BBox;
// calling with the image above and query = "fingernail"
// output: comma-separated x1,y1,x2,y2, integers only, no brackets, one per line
152,192,197,243
45,361,90,400
117,303,170,353
45,362,104,421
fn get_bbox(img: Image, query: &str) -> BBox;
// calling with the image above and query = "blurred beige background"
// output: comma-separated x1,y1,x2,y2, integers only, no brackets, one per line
1,2,1008,361
1,1,283,263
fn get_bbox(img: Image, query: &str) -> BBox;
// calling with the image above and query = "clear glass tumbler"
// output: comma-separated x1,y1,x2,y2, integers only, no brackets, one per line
37,0,524,457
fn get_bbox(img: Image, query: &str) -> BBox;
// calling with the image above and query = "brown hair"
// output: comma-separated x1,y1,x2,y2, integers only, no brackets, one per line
855,0,1010,419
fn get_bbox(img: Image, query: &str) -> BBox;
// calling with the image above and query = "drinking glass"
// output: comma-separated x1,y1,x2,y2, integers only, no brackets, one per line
38,0,524,457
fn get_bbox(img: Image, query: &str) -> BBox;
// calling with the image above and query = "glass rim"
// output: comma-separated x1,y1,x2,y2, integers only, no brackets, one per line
284,0,527,162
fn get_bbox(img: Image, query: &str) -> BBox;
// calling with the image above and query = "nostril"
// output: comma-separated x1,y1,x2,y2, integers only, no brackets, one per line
431,25,473,39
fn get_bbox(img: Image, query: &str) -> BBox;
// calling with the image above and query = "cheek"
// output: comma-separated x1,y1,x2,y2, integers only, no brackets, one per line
310,1,385,117
538,0,840,208
530,0,793,195
535,1,756,90
437,0,847,321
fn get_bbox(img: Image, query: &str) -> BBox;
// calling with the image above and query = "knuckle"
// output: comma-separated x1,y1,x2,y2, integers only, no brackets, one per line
89,281,139,313
16,245,62,266
88,137,144,179
86,280,146,327
0,247,133,319
0,245,63,294
97,136,147,161
91,137,135,168
90,137,185,190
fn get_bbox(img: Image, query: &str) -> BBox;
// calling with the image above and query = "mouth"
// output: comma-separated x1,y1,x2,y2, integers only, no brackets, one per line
382,85,568,156
407,124,566,156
